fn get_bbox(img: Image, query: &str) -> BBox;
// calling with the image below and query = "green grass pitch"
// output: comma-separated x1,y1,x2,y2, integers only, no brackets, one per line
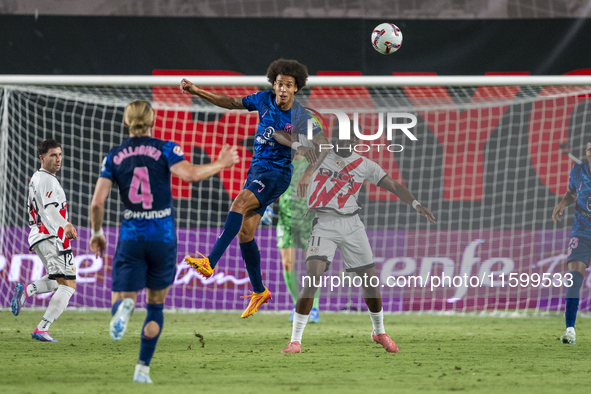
1,311,589,393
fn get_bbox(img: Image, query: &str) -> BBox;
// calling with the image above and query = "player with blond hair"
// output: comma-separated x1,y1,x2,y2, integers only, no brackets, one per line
90,100,239,383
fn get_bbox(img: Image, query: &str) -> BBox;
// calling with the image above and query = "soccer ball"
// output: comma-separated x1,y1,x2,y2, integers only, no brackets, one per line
371,23,402,55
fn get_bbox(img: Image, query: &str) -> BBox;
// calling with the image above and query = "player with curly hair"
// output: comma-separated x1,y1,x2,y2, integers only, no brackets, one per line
181,59,329,318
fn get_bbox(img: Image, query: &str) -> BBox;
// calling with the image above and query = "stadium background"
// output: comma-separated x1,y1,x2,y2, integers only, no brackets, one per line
1,1,591,312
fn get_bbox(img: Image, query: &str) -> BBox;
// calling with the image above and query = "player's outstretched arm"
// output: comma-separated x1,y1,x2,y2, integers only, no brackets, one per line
273,129,318,165
297,131,331,196
89,177,112,258
377,176,436,223
552,188,576,223
170,144,239,182
274,129,330,197
180,78,245,110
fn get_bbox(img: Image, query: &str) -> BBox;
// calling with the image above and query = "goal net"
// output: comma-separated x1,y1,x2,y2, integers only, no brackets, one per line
1,75,591,314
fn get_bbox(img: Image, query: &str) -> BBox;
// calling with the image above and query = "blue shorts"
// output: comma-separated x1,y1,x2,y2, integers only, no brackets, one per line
112,240,177,291
567,236,591,267
243,165,291,216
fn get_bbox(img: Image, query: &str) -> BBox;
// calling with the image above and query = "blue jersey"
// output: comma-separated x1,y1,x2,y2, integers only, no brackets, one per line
242,90,320,175
569,161,591,239
100,136,185,243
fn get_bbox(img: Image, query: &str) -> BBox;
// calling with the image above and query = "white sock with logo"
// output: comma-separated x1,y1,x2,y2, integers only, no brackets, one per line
291,312,309,343
38,285,75,331
369,309,386,335
27,275,58,297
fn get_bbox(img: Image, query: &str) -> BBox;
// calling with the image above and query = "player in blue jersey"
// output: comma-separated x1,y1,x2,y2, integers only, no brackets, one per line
89,100,239,383
180,59,328,318
552,138,591,345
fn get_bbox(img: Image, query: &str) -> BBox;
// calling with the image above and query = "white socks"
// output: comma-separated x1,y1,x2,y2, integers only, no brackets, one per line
38,285,75,331
135,364,150,375
566,327,576,335
291,312,309,343
369,309,386,335
27,275,58,297
290,310,385,343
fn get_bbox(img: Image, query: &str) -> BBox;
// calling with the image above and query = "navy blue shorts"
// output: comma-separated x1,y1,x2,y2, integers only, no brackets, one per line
243,165,291,216
567,236,591,267
112,240,177,292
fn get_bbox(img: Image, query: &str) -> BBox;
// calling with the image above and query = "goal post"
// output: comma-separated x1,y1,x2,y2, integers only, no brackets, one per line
1,74,591,314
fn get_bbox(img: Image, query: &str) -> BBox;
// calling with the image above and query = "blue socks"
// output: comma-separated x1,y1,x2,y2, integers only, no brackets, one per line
240,240,265,293
206,211,266,293
111,299,122,316
565,271,584,328
138,303,164,367
208,212,243,268
112,300,164,367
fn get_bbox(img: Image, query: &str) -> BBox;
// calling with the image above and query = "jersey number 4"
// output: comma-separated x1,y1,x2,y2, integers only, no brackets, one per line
128,167,153,209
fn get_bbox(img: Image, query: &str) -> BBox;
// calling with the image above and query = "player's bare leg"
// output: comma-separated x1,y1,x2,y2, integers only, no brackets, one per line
295,259,325,314
237,207,261,243
280,248,298,321
112,291,139,304
110,291,138,341
562,259,586,344
185,189,260,277
282,259,325,353
132,286,170,383
231,189,262,216
239,209,272,318
357,267,398,353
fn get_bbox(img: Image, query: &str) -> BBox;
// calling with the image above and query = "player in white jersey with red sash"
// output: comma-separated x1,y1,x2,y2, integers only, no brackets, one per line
11,139,78,342
282,131,435,354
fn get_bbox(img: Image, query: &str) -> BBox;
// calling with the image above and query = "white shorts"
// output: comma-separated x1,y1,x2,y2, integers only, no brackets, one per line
306,214,374,272
33,238,76,280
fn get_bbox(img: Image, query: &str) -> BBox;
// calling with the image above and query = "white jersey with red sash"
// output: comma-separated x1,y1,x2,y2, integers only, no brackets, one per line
307,150,387,216
28,169,71,251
